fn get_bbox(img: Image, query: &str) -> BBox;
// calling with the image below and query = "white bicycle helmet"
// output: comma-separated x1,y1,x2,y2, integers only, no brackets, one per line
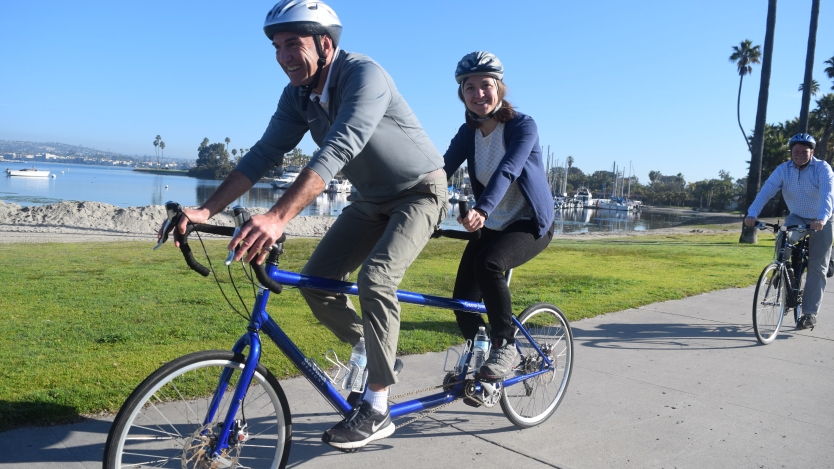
263,0,342,45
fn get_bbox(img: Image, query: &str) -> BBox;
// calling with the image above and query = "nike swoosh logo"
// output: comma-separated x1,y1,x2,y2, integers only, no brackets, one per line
371,419,387,432
307,117,319,123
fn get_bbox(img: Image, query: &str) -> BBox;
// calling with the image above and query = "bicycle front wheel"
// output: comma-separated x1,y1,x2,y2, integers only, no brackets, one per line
753,263,786,345
103,350,292,469
500,302,573,428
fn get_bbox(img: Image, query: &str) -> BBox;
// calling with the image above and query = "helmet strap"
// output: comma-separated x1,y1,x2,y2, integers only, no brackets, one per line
300,34,328,111
467,100,502,123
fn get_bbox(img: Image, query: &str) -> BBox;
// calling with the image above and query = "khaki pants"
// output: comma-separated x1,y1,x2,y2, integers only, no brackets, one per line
300,174,447,387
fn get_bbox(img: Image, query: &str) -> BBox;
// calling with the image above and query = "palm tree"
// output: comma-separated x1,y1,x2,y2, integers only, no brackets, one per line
729,40,762,152
816,94,834,163
159,141,165,166
740,0,776,245
225,137,231,152
153,135,162,168
798,0,820,132
798,79,820,97
825,55,834,86
232,148,238,161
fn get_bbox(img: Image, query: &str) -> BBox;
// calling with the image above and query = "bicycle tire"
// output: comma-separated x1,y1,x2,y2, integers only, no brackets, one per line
752,263,786,345
103,350,292,469
500,302,573,428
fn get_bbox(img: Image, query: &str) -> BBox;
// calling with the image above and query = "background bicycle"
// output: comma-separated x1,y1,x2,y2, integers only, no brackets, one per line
752,222,810,345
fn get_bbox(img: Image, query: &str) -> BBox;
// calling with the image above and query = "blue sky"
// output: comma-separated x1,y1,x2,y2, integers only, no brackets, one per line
1,1,832,184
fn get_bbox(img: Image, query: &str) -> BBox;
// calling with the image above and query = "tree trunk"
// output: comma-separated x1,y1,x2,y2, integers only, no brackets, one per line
741,0,777,244
737,75,752,151
798,0,820,132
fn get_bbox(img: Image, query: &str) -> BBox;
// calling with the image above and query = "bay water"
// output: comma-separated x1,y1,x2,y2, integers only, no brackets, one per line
1,162,698,234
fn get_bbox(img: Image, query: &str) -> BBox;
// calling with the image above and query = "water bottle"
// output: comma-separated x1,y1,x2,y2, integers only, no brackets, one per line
472,327,490,371
345,338,367,392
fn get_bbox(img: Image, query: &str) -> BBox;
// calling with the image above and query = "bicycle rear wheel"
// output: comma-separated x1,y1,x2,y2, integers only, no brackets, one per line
103,350,292,469
500,302,573,428
753,263,786,345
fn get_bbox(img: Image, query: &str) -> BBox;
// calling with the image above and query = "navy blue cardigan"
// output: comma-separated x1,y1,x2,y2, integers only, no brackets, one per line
442,112,554,238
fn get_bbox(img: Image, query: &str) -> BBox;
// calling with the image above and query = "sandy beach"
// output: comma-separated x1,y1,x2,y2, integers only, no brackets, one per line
0,200,744,243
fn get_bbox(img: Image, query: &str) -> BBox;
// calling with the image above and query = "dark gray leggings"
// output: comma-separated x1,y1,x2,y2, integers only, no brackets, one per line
453,219,553,343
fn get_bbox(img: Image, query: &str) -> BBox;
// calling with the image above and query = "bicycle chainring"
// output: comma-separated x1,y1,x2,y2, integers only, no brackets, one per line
464,379,502,407
181,422,242,469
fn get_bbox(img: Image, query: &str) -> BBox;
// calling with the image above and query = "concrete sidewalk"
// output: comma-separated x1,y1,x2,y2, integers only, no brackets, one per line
5,285,834,468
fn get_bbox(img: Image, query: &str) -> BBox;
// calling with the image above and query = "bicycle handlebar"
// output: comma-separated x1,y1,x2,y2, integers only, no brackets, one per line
431,200,481,241
755,222,808,234
159,204,286,294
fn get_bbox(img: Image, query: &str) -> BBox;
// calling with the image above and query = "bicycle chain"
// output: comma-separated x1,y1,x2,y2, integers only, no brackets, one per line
387,378,466,428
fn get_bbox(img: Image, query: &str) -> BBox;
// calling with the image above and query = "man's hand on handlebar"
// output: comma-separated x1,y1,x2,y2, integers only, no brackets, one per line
744,216,758,227
229,212,285,264
458,208,485,232
810,220,824,231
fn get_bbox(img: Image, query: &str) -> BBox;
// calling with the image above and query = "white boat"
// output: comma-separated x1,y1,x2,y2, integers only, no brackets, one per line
6,167,50,178
327,178,351,193
574,187,595,208
270,171,300,189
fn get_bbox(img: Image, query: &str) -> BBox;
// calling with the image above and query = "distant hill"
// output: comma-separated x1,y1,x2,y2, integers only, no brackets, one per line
0,139,140,160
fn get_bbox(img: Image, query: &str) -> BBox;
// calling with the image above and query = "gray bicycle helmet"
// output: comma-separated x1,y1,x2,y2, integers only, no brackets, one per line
455,51,504,84
263,0,342,45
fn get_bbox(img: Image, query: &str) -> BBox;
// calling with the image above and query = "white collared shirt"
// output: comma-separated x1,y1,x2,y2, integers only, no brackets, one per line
310,47,339,110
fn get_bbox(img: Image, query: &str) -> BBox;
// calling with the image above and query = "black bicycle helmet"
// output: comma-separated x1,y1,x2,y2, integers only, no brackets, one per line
789,133,816,150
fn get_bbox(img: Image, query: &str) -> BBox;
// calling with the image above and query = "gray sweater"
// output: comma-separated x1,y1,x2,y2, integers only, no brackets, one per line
236,50,444,203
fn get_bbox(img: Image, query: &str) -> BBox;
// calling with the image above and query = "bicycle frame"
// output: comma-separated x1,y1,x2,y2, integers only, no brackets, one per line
778,236,810,323
204,263,555,458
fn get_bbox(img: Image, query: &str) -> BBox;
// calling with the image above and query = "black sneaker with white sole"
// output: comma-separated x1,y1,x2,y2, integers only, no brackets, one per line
322,400,395,450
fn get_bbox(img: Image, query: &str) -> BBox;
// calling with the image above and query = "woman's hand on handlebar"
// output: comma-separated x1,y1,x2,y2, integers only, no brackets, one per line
458,208,485,232
229,212,285,264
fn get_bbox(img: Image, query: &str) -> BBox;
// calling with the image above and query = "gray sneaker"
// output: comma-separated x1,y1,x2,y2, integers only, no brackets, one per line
478,339,518,381
797,313,817,331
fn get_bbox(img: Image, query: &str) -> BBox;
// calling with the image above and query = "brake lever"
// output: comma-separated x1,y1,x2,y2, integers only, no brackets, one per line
225,206,251,266
154,201,182,250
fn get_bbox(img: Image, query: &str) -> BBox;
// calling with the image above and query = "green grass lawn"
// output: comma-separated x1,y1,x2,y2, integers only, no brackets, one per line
0,231,776,431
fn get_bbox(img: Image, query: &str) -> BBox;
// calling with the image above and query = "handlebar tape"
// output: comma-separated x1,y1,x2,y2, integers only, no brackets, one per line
251,262,284,294
174,220,286,293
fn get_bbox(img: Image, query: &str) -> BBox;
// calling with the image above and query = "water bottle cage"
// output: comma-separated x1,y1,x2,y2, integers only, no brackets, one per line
443,339,473,375
325,349,367,393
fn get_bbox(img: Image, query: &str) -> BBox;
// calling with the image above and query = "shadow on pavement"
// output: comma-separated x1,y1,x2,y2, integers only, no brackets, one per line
572,321,797,350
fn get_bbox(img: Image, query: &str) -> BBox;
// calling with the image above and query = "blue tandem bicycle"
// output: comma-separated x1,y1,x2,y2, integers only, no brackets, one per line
102,203,574,468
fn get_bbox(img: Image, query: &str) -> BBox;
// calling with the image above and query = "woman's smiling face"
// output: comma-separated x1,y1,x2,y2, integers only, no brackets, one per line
462,75,500,118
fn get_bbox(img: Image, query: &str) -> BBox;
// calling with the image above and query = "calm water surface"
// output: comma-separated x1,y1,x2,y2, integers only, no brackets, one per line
1,162,698,233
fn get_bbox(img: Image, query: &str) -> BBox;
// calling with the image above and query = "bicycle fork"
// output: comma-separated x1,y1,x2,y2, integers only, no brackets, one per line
201,330,263,464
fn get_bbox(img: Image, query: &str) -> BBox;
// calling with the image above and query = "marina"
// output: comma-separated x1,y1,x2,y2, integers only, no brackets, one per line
0,162,702,234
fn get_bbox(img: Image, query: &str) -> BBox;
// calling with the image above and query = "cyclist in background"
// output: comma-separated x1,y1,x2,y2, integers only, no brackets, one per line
166,0,447,450
443,52,554,381
744,133,834,330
